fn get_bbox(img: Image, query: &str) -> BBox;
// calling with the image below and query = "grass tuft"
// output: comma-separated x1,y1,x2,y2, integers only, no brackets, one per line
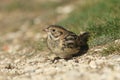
101,42,120,56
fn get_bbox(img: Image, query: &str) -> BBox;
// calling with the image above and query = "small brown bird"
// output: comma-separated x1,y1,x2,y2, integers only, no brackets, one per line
44,25,90,59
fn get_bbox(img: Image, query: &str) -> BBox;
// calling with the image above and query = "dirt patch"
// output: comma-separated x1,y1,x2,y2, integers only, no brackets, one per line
0,0,120,80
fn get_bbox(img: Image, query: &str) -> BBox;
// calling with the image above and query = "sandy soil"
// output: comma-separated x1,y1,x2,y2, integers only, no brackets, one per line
0,0,120,80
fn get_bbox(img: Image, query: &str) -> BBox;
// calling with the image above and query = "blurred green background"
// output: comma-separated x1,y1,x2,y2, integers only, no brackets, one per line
0,0,120,54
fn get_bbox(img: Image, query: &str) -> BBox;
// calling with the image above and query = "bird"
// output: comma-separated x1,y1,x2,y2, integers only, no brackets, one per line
44,25,90,60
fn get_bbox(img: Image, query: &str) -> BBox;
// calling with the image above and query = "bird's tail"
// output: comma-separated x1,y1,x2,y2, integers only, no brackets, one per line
79,32,90,43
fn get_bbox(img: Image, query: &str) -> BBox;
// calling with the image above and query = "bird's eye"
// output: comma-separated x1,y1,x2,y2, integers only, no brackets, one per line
52,29,55,32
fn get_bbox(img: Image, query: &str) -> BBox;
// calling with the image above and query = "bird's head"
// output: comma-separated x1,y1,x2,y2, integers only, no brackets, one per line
44,25,67,40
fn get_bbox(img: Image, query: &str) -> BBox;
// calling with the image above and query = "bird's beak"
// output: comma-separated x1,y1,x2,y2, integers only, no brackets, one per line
43,28,48,32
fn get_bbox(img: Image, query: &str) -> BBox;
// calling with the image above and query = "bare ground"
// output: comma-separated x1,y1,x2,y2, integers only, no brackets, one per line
0,0,120,80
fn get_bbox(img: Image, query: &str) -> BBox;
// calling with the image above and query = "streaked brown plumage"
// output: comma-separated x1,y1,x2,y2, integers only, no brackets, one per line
44,25,90,59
